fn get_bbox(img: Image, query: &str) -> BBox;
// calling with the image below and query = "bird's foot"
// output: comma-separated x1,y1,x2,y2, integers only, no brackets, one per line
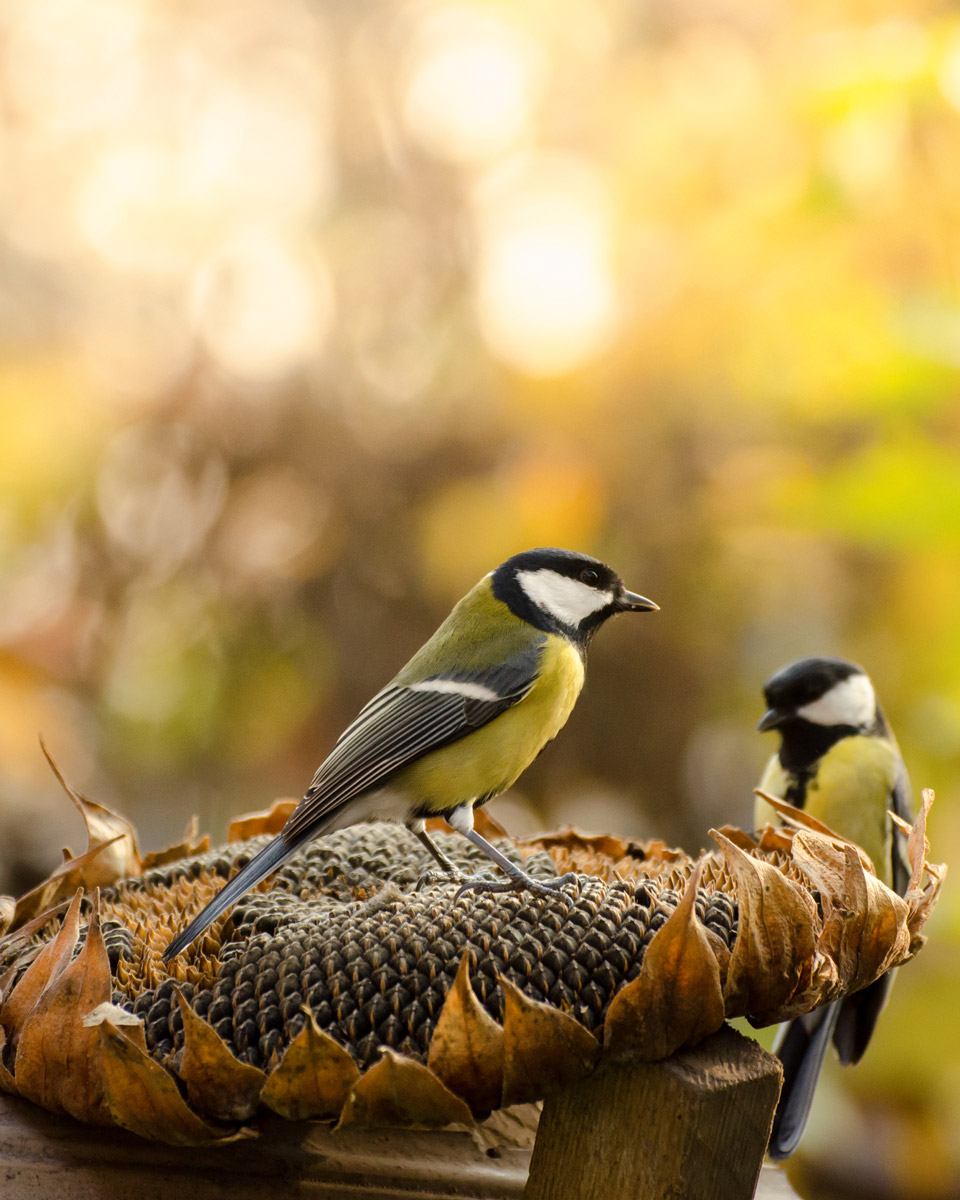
414,866,465,892
454,871,580,904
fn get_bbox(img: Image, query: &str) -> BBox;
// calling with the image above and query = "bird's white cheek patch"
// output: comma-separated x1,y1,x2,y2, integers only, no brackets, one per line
516,569,613,627
797,674,876,727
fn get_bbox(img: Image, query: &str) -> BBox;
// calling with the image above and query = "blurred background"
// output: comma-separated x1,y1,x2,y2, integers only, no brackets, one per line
0,0,958,1194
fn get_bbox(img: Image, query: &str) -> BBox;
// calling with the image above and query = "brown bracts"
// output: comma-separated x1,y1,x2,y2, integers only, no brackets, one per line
0,787,943,1144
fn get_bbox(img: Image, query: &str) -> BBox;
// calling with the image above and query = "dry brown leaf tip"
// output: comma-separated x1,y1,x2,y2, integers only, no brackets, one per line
39,738,142,883
499,973,601,1107
140,817,211,871
6,750,211,934
789,831,909,994
0,898,14,938
98,1020,243,1145
0,1027,18,1094
338,1046,473,1129
427,950,504,1115
891,789,945,949
711,829,822,1023
13,889,113,1122
226,799,299,842
175,989,266,1122
603,863,724,1063
259,1007,359,1121
0,887,84,1053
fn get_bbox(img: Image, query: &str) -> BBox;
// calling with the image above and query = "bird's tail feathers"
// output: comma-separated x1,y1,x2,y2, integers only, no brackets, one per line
833,970,894,1066
162,834,293,961
768,1000,842,1161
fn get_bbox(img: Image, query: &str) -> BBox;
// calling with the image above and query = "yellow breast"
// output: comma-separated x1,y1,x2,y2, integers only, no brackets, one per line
394,635,585,812
754,735,900,885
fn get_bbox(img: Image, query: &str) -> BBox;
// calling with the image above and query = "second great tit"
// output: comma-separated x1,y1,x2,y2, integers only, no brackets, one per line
754,656,912,1160
164,547,658,961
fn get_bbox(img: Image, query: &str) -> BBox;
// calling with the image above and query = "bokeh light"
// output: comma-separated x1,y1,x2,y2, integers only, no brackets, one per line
191,232,334,382
402,4,545,164
474,154,619,374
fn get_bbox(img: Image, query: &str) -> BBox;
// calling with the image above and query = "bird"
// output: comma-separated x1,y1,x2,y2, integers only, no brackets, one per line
754,655,911,1160
163,547,658,961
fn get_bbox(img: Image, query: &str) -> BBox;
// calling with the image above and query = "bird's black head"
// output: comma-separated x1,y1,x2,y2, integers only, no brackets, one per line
491,547,657,649
758,655,880,770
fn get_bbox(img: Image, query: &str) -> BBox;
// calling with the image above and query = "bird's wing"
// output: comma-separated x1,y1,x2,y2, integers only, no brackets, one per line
163,646,543,960
890,760,913,895
828,744,911,1065
281,652,540,844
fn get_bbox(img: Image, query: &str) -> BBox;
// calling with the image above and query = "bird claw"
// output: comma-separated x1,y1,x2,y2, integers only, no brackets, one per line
454,871,581,904
414,867,464,892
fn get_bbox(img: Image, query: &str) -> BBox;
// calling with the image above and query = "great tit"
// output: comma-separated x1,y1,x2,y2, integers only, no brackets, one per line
754,656,911,1160
164,547,657,960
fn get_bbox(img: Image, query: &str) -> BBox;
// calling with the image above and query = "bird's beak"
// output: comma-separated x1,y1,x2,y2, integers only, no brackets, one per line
757,708,788,733
618,590,659,612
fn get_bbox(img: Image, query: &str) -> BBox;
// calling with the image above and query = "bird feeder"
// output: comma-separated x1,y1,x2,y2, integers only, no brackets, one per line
0,756,943,1200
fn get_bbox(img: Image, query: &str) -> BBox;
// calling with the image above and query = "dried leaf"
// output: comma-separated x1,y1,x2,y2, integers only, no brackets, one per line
0,1027,17,1095
892,789,931,894
227,799,299,842
98,1021,240,1144
82,1003,147,1050
753,790,838,838
177,990,266,1121
12,839,125,929
756,790,874,872
755,825,795,854
0,967,16,1008
521,829,632,859
603,865,725,1062
427,951,504,1115
517,829,691,882
40,737,140,883
791,831,909,993
260,1008,358,1120
14,890,112,1120
0,898,72,966
712,825,759,852
141,817,210,871
703,925,732,991
890,790,946,948
0,897,13,937
0,889,83,1050
499,974,600,1107
712,830,821,1023
338,1047,473,1128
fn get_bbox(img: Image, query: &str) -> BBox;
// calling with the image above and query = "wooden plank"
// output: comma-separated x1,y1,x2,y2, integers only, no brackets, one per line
1,1035,798,1200
0,1091,534,1200
523,1024,783,1200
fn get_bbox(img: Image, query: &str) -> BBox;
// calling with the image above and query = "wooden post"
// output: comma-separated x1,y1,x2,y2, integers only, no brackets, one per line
524,1024,783,1200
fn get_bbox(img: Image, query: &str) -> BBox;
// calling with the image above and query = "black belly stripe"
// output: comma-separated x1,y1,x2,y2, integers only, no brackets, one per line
783,768,811,809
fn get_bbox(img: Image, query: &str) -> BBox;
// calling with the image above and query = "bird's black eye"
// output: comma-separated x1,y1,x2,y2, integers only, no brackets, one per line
579,568,599,585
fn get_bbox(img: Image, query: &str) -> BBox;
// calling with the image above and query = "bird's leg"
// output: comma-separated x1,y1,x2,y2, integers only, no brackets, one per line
446,806,579,901
407,820,465,888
